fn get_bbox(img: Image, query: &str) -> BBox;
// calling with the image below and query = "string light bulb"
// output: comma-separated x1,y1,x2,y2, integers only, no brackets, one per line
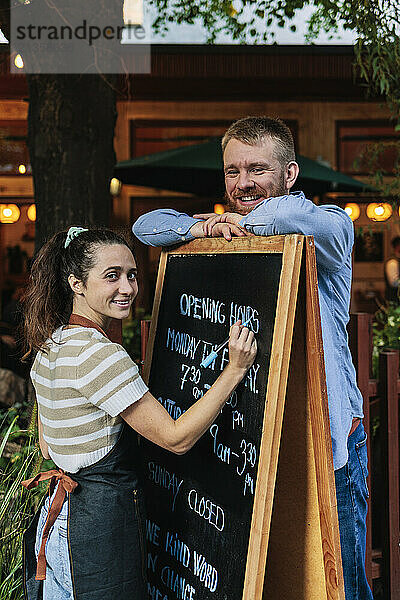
366,203,392,222
110,178,122,196
0,204,20,223
27,204,36,222
213,203,225,215
344,203,360,222
14,54,24,69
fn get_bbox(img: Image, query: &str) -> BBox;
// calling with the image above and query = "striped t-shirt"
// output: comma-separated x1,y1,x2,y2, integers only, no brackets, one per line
31,326,148,473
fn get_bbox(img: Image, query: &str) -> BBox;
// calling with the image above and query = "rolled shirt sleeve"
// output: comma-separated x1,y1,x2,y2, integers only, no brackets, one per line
239,192,354,272
132,209,202,247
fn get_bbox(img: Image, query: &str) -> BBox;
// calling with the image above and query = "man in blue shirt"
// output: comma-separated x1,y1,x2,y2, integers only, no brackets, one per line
133,116,372,600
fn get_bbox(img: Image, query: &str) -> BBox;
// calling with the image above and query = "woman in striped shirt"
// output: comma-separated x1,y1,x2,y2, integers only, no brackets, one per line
22,227,256,600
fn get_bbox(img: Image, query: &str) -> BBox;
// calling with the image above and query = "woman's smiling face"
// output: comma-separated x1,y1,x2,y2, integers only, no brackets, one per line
69,244,138,328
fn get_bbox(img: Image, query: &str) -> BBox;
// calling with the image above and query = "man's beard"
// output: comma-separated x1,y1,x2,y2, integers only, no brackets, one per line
224,171,287,215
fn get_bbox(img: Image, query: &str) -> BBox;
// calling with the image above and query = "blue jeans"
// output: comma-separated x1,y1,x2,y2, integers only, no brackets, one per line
35,485,74,600
335,422,373,600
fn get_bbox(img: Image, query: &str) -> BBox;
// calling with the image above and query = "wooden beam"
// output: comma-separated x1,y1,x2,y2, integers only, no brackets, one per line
0,176,33,197
378,350,400,599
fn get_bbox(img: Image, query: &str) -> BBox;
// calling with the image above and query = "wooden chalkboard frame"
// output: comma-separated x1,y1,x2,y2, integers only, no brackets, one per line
142,234,345,600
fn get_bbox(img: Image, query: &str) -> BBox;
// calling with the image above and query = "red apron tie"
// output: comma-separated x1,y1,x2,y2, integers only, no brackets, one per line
22,470,78,580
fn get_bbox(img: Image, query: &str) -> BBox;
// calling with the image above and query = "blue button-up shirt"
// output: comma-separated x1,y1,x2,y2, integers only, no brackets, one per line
133,191,364,470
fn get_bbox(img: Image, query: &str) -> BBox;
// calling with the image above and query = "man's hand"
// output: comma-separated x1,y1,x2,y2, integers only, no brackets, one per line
192,212,243,237
189,221,208,238
209,222,248,241
190,213,248,240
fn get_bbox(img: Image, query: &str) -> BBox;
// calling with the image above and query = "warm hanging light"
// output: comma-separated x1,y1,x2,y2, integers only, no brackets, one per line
110,177,122,196
213,203,225,215
27,204,36,222
0,204,20,223
14,54,24,69
366,203,392,222
18,164,26,174
344,203,360,222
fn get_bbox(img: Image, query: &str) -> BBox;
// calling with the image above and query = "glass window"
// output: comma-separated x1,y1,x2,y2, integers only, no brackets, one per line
131,119,299,157
337,121,399,175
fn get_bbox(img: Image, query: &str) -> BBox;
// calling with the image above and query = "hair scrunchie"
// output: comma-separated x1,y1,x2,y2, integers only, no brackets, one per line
64,227,89,249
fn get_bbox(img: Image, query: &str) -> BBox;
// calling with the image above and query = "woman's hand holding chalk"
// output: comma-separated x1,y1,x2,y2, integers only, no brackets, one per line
200,318,253,368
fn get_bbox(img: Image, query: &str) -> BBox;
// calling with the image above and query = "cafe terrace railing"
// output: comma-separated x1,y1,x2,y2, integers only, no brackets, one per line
349,313,400,599
141,314,400,598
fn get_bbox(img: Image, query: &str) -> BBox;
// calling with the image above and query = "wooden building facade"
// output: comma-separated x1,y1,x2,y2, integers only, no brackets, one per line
0,44,398,312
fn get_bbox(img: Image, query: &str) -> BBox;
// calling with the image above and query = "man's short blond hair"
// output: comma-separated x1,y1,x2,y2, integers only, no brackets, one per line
222,116,296,168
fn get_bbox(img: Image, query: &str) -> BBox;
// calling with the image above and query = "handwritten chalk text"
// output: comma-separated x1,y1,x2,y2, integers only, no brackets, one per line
165,531,191,568
161,566,196,600
193,551,218,592
229,303,260,332
188,489,225,532
158,396,185,420
147,583,168,600
148,462,183,512
166,328,201,360
146,519,161,546
180,294,226,324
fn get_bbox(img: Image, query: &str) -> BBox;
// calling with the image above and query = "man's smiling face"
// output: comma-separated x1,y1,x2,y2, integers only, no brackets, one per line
223,136,290,215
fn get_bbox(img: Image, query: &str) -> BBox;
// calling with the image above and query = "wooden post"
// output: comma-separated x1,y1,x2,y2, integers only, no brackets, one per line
140,318,151,366
378,350,400,600
348,313,373,586
107,319,123,344
305,239,344,597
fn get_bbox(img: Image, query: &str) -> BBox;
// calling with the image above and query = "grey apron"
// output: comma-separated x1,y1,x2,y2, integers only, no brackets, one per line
23,424,147,600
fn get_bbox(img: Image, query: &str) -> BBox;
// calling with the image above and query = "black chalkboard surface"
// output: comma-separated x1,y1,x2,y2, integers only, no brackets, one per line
143,251,281,600
141,235,344,600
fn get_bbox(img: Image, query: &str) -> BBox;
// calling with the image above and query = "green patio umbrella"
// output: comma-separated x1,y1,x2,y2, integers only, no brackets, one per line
115,137,370,197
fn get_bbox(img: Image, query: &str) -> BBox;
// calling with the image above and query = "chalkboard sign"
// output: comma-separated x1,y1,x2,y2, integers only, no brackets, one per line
141,235,344,600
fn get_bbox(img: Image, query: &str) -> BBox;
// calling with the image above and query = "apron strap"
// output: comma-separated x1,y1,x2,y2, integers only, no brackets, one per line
22,470,78,580
68,314,122,344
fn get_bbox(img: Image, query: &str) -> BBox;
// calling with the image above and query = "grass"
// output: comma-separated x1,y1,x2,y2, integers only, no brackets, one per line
0,404,49,599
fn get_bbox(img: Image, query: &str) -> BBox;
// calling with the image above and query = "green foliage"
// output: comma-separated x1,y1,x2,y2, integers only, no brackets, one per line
0,406,49,600
358,139,400,198
122,308,151,364
372,302,400,377
0,400,32,472
371,302,400,442
149,0,310,43
371,414,380,440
